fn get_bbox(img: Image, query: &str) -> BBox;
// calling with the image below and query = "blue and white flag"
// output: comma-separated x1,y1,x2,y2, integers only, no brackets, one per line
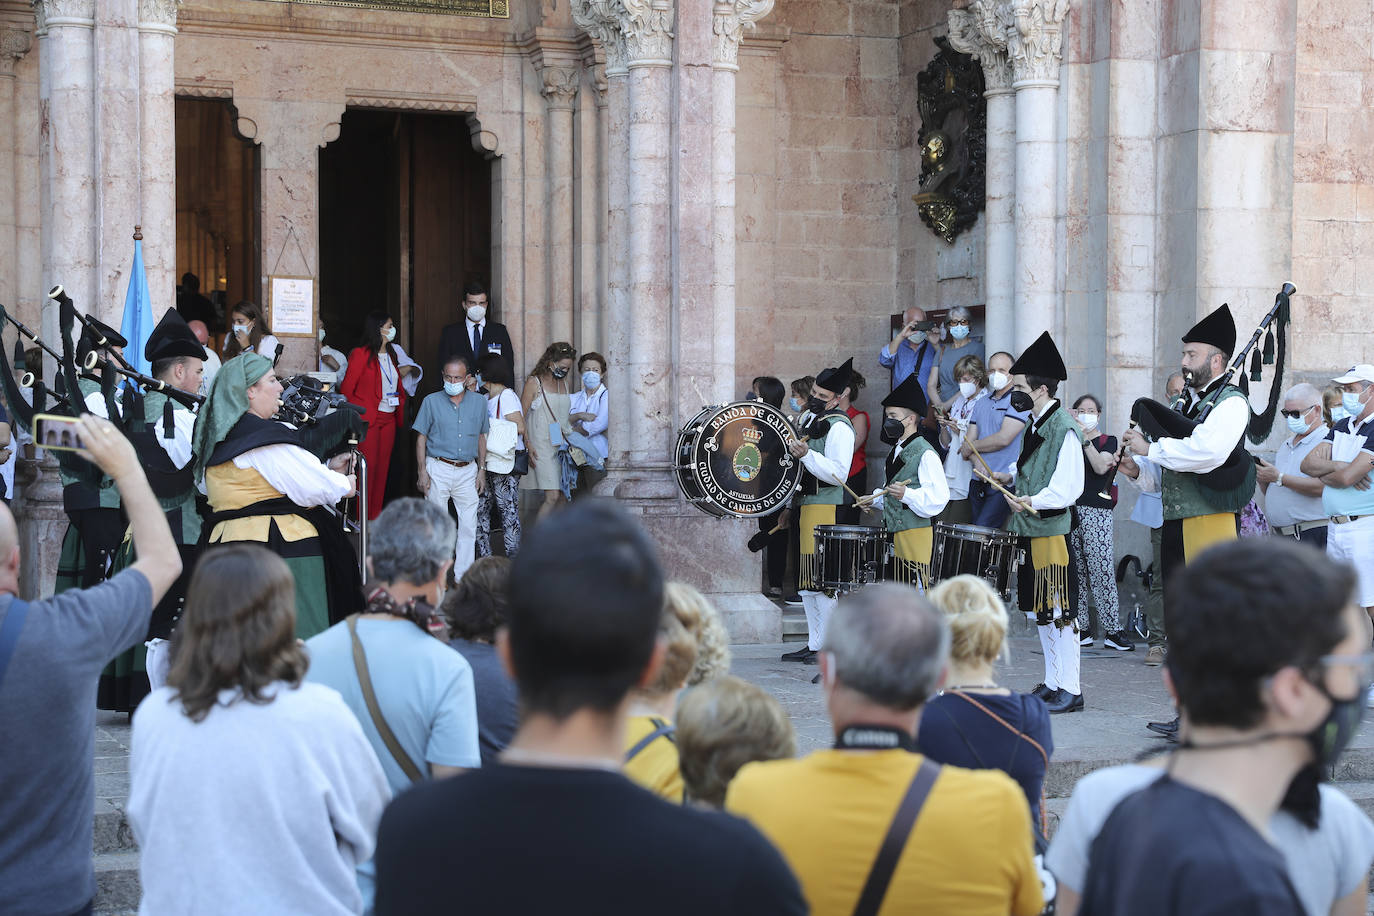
119,236,153,379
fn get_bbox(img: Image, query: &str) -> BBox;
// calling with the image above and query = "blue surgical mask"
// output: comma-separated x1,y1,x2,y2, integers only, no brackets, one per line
1342,390,1365,416
584,371,602,390
789,397,804,412
949,324,970,340
1331,405,1350,424
444,381,465,396
1286,413,1310,434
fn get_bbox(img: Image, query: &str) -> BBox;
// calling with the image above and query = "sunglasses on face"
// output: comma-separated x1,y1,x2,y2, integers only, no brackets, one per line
947,319,970,327
1280,407,1315,419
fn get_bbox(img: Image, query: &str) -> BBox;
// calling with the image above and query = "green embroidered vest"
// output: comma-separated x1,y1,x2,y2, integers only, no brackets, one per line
1007,403,1082,539
882,435,936,533
1162,385,1254,521
800,412,854,506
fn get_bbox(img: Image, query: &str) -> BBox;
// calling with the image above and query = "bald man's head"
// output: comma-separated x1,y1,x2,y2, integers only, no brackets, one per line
187,320,209,346
0,501,19,593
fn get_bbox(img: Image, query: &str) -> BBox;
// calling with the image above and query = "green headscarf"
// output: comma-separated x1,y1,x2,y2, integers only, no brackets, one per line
192,352,274,481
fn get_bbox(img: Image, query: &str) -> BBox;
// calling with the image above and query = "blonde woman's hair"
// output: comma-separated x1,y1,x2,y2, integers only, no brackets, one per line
663,581,732,687
926,574,1008,665
676,676,796,807
646,585,702,693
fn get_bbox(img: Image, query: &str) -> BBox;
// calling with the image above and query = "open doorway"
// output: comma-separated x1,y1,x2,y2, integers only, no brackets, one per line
319,108,493,504
175,98,260,349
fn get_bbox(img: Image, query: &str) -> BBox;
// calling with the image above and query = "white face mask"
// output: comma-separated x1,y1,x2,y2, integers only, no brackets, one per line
467,305,487,323
1078,412,1099,432
958,381,976,399
382,326,396,342
989,371,1009,391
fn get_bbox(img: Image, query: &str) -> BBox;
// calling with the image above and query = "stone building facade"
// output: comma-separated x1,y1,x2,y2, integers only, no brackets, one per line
0,0,1368,636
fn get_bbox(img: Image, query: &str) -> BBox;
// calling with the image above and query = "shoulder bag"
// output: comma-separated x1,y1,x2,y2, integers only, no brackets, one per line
851,757,941,916
485,393,518,476
347,615,425,783
538,378,566,449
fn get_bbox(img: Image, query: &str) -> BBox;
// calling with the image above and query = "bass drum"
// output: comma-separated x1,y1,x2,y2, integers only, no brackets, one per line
674,401,803,518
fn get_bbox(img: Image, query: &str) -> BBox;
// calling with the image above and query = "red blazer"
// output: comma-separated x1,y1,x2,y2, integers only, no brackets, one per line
340,346,408,424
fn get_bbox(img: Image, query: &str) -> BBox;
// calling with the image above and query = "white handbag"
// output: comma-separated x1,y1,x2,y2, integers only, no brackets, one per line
486,416,518,475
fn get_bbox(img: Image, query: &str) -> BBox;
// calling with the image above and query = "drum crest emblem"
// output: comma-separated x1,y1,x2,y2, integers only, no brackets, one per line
734,427,763,482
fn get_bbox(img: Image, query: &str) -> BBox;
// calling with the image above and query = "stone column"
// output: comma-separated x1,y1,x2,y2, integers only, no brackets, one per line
947,1,1015,357
0,29,32,314
709,0,772,406
1005,0,1069,350
35,0,98,318
14,452,66,600
539,62,579,345
137,0,179,312
92,0,142,326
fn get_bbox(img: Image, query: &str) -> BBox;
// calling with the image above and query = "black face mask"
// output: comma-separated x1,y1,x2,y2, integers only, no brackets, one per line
1009,390,1033,414
880,417,906,445
807,395,830,415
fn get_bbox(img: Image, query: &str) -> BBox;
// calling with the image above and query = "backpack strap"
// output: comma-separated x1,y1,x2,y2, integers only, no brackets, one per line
0,598,30,694
851,757,941,916
624,717,676,763
348,615,425,783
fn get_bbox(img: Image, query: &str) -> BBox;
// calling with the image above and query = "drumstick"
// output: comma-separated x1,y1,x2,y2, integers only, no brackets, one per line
856,479,911,508
971,465,1040,517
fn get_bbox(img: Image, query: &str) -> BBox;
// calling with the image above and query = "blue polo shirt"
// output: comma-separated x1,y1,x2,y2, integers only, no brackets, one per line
878,337,937,390
414,390,490,462
968,388,1030,474
1322,415,1374,517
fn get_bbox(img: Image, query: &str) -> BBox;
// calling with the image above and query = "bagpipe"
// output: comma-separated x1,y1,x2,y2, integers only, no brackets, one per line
1128,282,1294,491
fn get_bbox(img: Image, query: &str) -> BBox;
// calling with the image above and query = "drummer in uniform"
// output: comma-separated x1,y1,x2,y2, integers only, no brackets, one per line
863,373,949,588
1003,332,1086,714
781,358,857,665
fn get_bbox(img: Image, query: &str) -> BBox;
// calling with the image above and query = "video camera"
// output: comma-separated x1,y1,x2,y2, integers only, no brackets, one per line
276,374,361,426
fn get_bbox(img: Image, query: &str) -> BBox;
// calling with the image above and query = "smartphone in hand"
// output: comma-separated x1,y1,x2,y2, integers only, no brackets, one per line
33,413,84,452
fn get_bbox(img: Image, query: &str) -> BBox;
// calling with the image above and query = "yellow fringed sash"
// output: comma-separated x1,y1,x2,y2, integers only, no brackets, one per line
890,527,934,591
1182,512,1238,562
798,504,837,591
1029,534,1072,627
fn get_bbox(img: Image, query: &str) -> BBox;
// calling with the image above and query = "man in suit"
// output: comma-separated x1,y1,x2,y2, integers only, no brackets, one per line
437,281,514,383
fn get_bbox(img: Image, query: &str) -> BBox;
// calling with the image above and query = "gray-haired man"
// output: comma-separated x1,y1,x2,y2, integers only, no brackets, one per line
1257,383,1329,548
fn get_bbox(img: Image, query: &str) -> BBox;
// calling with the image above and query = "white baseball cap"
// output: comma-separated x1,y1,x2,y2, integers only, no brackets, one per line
1333,365,1374,384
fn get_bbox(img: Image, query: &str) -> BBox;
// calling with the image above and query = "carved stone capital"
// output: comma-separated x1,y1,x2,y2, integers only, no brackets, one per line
946,2,1012,93
33,0,96,33
711,0,773,72
0,28,32,75
621,0,674,68
1004,0,1069,86
540,65,580,110
591,63,608,105
571,1,629,77
137,0,181,30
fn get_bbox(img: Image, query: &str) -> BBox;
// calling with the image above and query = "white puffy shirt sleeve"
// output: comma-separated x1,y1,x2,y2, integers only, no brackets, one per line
1028,429,1085,511
800,419,854,488
901,449,950,517
233,443,352,507
154,408,198,471
1146,395,1248,473
1133,454,1162,494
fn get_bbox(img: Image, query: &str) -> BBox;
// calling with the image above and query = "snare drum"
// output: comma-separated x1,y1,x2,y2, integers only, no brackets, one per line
815,525,890,593
932,522,1020,600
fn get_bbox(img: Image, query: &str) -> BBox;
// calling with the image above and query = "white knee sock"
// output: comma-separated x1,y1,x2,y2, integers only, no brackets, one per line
1037,624,1060,691
801,591,822,651
1055,623,1082,696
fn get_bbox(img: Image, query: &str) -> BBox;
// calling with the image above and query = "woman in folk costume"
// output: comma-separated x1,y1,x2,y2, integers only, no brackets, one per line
863,373,949,588
99,309,208,713
779,358,856,666
1003,332,1086,715
191,353,361,639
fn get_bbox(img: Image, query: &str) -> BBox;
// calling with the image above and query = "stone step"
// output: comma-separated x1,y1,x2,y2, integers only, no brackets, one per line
93,850,140,915
781,609,807,640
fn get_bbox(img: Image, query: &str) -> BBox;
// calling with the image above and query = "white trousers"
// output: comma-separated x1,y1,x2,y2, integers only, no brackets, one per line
1036,620,1081,696
800,590,838,652
426,458,479,579
1327,515,1374,608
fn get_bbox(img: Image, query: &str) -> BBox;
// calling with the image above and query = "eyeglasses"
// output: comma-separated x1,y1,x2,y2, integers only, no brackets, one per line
1280,406,1316,419
946,319,970,327
1313,651,1374,689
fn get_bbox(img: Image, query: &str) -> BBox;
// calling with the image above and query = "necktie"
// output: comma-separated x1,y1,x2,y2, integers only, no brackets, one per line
472,322,482,356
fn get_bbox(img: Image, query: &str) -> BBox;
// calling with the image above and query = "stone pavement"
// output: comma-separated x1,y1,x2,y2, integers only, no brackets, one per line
89,635,1374,914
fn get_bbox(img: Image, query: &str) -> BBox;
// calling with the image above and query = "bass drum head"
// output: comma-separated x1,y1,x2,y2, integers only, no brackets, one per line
674,401,803,518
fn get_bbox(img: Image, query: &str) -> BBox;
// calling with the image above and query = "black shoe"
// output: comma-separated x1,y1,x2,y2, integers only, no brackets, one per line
803,652,820,666
1047,690,1084,714
781,646,816,663
1146,716,1179,737
1030,683,1054,700
783,594,804,607
1104,630,1136,651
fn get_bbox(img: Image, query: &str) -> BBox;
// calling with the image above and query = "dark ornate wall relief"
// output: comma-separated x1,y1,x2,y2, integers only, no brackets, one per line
914,37,986,243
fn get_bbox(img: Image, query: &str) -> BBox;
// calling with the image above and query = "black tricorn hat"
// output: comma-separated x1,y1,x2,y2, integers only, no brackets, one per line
1182,304,1236,357
815,357,854,395
144,308,208,363
881,372,928,415
76,317,129,367
1010,331,1067,381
